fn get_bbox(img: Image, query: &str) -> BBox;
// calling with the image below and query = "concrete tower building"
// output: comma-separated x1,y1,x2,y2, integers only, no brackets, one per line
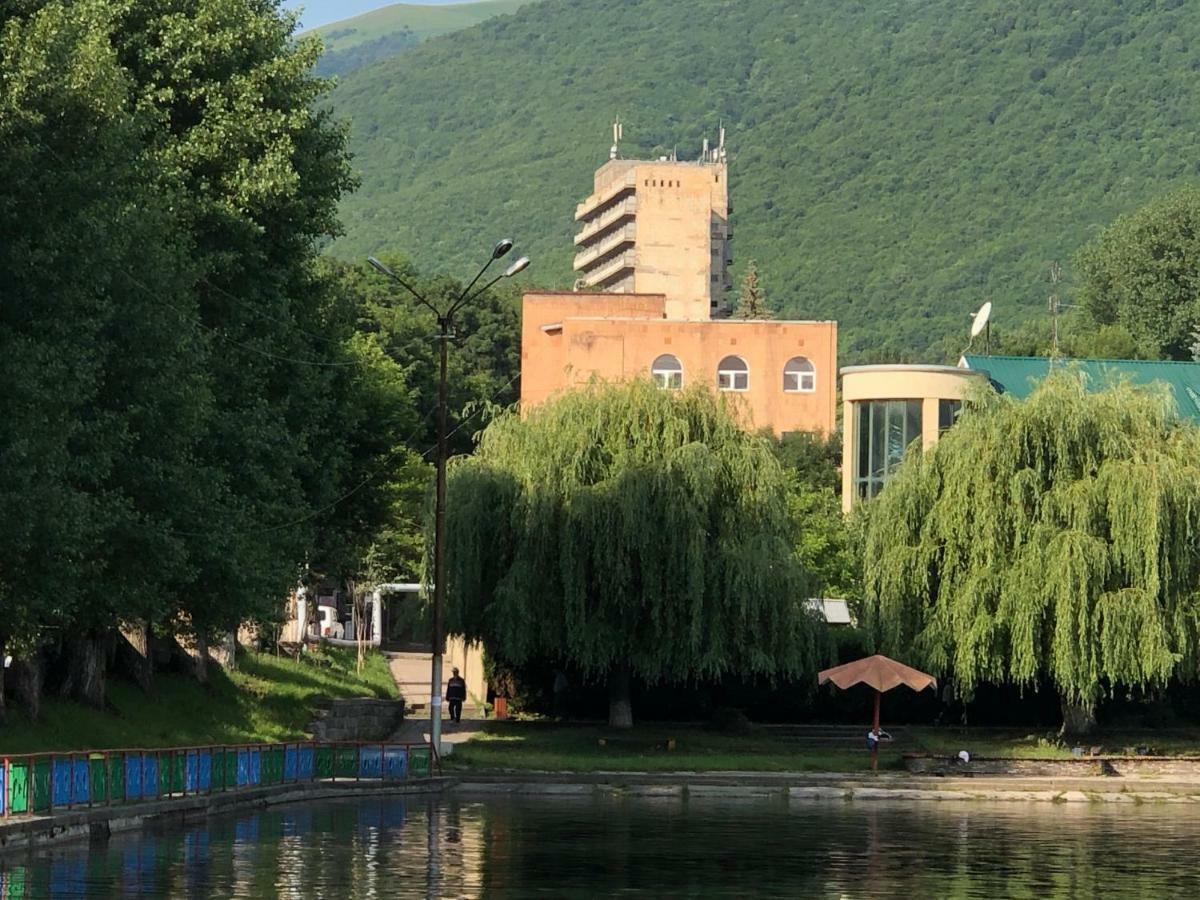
522,124,838,438
573,123,731,320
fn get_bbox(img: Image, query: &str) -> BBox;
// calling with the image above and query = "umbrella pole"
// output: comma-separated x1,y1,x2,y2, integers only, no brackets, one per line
871,690,881,772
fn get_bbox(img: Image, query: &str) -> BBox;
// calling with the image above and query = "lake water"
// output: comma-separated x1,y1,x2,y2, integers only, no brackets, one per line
3,792,1199,898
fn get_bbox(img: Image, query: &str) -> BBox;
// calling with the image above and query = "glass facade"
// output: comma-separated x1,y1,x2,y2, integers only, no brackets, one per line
939,399,962,433
854,400,923,500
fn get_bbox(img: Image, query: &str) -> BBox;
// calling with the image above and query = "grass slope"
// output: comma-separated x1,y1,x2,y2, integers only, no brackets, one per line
314,1,527,75
327,0,1200,360
0,648,397,755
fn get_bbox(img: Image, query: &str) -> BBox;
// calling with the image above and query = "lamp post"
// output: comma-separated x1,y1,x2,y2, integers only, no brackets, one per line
368,243,530,753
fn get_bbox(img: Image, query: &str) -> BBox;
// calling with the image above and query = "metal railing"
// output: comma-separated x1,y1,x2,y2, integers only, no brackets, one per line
0,740,437,819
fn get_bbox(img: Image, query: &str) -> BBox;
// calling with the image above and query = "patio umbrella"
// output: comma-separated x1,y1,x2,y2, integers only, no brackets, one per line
818,654,937,768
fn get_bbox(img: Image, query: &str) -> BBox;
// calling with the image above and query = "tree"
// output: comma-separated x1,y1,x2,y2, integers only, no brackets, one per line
860,372,1200,733
444,380,827,727
735,260,772,319
1076,186,1200,360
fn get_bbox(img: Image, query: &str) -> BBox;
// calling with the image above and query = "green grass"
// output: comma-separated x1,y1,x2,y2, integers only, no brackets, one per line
444,722,1200,775
314,1,527,52
0,647,397,755
909,727,1200,759
443,722,903,774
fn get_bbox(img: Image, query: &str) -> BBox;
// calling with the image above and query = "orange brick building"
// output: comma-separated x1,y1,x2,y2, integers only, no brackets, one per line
521,291,838,436
521,130,838,437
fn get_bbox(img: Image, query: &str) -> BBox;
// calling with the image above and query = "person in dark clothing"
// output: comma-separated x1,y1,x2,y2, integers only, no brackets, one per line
446,667,467,724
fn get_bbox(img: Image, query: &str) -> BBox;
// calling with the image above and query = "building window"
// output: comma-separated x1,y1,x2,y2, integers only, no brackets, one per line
939,399,962,433
853,400,922,500
782,357,816,393
651,354,683,390
717,355,749,392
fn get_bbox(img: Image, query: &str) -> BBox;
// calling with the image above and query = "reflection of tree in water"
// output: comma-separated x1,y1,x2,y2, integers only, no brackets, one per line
11,796,1200,897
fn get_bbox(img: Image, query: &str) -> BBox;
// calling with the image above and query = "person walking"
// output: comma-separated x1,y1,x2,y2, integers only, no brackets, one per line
446,667,467,724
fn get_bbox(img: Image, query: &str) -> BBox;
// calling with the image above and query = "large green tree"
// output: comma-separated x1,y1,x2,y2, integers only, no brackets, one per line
860,372,1200,732
1076,186,1200,361
444,380,827,727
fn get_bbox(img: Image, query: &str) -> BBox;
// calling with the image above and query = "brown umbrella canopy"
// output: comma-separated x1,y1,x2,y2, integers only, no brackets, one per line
818,654,937,694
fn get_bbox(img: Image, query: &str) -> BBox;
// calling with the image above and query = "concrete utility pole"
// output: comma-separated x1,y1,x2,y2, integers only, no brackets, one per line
368,244,529,753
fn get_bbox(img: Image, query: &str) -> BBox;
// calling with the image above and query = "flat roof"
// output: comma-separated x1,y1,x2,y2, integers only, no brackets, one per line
840,363,984,376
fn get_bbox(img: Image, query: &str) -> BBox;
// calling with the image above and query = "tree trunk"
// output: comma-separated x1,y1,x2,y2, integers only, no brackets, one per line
60,630,107,708
0,637,6,724
188,633,210,684
1060,698,1097,737
117,622,155,692
14,653,43,721
607,664,633,729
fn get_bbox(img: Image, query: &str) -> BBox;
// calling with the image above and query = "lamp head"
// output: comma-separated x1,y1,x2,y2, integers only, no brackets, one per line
367,256,397,279
492,239,514,260
504,256,530,277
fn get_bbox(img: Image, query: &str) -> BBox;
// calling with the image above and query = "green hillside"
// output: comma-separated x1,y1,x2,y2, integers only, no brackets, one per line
326,0,1200,360
314,1,527,76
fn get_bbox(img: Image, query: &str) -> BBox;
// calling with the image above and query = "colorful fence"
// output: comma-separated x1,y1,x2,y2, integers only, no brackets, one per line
0,741,435,820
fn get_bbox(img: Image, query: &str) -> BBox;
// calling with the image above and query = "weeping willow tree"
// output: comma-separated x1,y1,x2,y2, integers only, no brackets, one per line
444,379,827,727
861,371,1200,733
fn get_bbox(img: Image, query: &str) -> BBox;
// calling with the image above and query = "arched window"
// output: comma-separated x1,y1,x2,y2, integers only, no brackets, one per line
717,355,749,392
783,356,816,393
650,354,683,390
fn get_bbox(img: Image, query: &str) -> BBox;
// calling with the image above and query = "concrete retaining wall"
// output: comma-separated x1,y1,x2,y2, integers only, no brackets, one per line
308,698,405,742
0,779,442,856
903,754,1200,777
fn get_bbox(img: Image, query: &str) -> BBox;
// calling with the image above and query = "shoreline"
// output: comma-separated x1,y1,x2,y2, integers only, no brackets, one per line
6,769,1200,856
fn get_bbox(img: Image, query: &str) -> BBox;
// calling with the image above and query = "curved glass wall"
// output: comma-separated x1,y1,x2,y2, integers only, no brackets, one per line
853,400,922,500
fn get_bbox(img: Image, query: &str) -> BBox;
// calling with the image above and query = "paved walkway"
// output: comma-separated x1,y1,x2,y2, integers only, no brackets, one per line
386,650,487,751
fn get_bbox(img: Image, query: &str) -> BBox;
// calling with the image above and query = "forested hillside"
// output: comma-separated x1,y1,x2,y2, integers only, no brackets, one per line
313,1,526,76
327,0,1200,360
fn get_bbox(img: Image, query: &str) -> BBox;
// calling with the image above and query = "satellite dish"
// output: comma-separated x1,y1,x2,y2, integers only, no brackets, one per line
970,301,992,339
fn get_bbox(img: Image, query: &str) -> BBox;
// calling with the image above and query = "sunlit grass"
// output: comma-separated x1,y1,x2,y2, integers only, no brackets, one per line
0,647,397,755
444,722,903,774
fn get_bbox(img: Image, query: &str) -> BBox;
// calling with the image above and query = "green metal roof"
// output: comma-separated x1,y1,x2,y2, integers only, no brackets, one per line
960,355,1200,423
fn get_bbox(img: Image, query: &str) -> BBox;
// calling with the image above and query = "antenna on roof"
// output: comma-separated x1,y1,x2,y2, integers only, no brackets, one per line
718,123,727,162
610,117,623,160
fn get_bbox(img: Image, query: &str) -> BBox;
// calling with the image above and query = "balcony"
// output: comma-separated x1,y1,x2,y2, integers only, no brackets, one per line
574,223,636,271
579,250,635,288
575,197,638,245
575,173,637,221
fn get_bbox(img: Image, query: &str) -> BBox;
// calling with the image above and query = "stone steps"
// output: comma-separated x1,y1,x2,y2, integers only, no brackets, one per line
309,698,405,742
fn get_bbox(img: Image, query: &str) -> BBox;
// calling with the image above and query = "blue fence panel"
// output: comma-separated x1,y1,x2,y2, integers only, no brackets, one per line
125,755,143,799
0,759,6,815
359,747,383,779
52,759,72,807
185,752,199,793
298,746,315,781
236,750,250,787
249,749,261,786
384,746,408,781
72,758,90,805
143,756,159,798
198,751,212,792
284,745,298,782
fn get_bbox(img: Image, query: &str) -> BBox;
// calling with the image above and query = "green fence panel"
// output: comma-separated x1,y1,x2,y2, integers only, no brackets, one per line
32,760,51,812
315,746,334,779
9,761,29,814
89,755,108,804
409,747,431,778
334,747,358,779
171,753,186,794
211,750,224,790
269,747,285,784
109,753,125,802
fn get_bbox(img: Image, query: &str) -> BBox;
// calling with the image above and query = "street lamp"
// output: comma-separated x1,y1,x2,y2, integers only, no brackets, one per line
367,243,530,754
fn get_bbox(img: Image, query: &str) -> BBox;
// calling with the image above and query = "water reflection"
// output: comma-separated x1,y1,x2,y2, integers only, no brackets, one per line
3,793,1200,897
